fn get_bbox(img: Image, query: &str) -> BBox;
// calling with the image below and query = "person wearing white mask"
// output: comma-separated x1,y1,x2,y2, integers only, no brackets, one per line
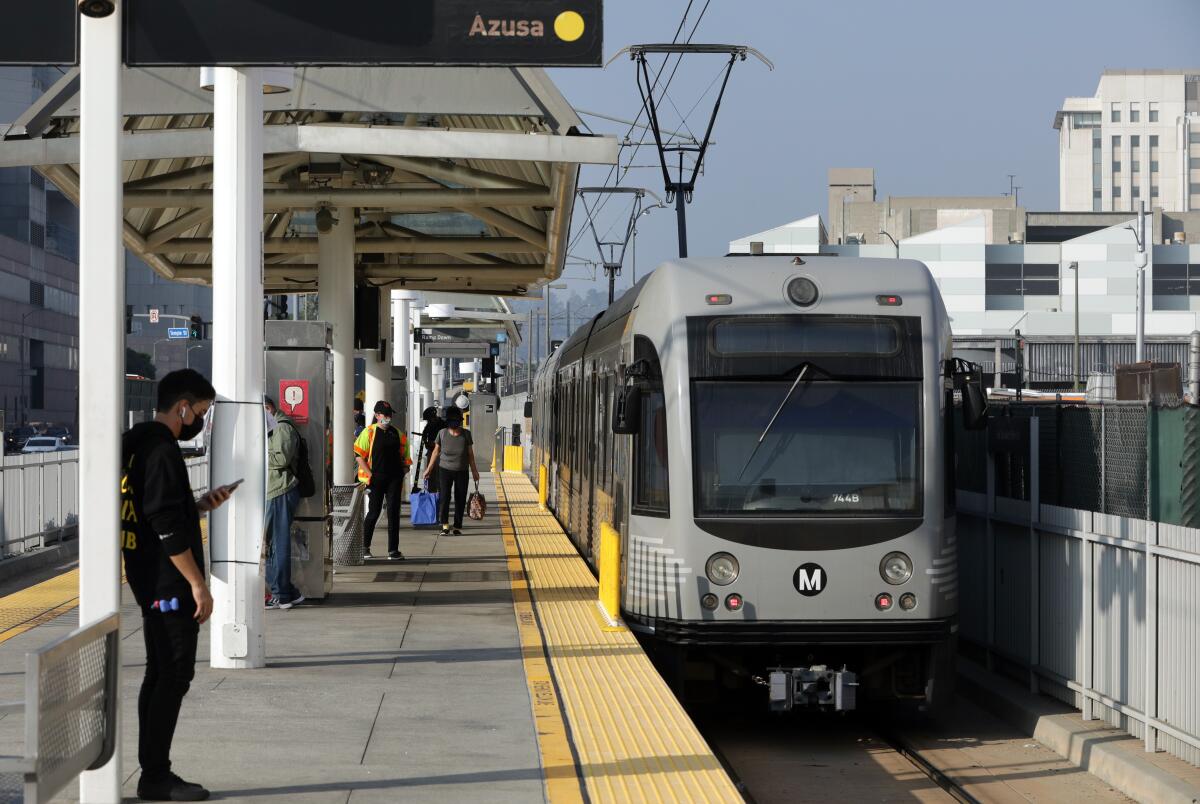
353,401,411,559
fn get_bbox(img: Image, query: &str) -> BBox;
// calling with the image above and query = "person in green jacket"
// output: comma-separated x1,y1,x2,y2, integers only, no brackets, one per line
264,397,304,610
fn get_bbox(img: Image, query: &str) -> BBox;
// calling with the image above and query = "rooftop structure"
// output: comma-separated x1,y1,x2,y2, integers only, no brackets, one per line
1053,69,1200,213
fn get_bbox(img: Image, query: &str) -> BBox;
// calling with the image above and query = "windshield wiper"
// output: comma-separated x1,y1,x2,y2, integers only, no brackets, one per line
736,364,811,481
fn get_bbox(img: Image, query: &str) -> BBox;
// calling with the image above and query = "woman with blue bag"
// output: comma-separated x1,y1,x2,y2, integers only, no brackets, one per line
421,408,480,535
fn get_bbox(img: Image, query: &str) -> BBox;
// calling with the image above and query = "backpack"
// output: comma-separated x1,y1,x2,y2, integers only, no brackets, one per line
281,420,316,499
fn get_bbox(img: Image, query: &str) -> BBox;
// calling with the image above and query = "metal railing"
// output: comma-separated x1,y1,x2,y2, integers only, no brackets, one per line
958,412,1200,767
0,453,209,557
0,613,120,803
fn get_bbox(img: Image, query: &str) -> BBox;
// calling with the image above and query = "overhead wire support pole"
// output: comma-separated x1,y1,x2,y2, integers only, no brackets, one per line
576,186,659,304
613,43,772,259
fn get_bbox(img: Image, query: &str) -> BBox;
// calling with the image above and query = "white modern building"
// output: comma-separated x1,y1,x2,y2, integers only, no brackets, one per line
731,211,1200,336
1054,69,1200,213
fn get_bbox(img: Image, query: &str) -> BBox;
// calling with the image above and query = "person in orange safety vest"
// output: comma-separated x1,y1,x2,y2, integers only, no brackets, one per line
353,401,411,560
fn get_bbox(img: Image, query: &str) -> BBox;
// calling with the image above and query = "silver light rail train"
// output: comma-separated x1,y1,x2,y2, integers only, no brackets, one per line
529,256,984,712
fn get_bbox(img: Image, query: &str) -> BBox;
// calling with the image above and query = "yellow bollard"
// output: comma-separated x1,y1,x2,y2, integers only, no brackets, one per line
538,465,548,510
599,522,620,622
504,445,523,473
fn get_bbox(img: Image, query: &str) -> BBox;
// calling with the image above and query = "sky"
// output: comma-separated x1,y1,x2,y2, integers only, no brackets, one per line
545,0,1200,299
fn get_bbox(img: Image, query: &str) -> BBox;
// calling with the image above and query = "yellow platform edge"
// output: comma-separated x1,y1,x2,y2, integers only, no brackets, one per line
497,473,742,804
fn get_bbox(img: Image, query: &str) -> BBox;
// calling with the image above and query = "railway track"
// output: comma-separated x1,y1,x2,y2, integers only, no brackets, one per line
688,693,1131,803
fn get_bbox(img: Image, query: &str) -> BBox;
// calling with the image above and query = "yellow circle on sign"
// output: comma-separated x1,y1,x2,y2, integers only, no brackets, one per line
554,11,585,42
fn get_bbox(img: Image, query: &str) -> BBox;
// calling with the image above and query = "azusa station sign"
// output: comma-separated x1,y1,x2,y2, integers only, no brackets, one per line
4,0,602,67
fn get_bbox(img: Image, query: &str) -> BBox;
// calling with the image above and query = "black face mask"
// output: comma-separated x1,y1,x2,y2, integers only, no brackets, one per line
178,405,205,441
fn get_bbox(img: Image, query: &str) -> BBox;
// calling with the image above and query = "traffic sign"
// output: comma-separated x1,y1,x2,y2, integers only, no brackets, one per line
149,308,160,324
421,341,491,359
167,327,189,339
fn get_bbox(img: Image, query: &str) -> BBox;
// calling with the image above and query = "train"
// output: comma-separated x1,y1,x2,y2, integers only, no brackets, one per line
528,255,986,712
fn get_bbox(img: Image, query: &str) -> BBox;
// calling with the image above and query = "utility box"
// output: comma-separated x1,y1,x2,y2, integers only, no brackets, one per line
265,321,334,599
1115,361,1182,401
466,391,499,464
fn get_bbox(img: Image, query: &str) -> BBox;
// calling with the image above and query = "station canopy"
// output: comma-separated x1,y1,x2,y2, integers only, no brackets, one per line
0,66,617,296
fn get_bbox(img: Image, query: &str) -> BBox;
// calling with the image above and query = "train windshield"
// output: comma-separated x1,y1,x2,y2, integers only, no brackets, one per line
691,380,921,516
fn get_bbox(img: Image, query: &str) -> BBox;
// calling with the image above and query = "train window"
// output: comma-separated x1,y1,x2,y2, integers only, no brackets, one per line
633,389,670,515
691,380,921,517
709,316,900,357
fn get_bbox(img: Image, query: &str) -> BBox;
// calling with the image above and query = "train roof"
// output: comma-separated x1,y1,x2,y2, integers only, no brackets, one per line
550,255,943,369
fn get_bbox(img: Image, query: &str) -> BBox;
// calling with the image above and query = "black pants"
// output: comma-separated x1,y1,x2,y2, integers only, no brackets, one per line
364,474,405,553
139,609,199,781
438,468,470,528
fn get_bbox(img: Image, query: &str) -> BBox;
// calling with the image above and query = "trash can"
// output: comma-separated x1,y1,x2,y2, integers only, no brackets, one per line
331,484,365,567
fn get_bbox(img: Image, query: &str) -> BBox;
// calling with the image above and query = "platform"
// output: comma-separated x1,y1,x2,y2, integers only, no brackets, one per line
0,472,738,803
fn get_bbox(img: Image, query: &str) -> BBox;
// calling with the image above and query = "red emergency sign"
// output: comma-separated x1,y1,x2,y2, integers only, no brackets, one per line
279,379,310,424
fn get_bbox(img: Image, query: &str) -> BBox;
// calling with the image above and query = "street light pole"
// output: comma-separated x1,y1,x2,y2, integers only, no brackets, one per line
186,344,204,369
1134,200,1148,362
879,229,899,258
1068,261,1080,390
150,337,172,368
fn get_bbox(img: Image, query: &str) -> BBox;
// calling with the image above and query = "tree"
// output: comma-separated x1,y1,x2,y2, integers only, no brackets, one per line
125,347,156,380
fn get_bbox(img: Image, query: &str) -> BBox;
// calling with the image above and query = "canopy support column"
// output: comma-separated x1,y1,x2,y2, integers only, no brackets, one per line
78,5,124,799
209,67,266,670
392,290,417,442
364,289,389,412
318,208,356,486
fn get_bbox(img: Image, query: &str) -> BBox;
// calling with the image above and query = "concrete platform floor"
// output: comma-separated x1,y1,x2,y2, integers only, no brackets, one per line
0,474,548,803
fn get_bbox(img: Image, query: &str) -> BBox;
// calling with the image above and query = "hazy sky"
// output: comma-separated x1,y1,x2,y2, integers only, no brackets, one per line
547,0,1200,295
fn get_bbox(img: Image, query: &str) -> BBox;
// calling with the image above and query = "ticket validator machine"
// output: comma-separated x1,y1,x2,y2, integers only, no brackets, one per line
265,321,334,599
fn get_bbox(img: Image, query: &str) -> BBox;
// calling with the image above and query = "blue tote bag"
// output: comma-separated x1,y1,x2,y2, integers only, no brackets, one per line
410,481,439,527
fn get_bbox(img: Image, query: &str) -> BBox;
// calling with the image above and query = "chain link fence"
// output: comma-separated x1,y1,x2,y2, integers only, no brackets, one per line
961,401,1151,518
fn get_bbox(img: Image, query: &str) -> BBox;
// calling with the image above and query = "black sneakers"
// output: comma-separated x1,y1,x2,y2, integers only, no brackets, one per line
388,550,404,561
137,772,210,801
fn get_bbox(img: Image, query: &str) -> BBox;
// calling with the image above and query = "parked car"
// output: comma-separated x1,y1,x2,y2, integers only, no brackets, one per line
21,436,66,453
5,426,37,454
42,425,71,443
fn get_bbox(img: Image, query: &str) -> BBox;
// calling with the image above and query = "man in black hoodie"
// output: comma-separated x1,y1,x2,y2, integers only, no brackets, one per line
121,369,235,802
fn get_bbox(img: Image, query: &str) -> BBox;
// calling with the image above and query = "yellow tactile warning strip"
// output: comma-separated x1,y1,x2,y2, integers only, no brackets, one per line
499,491,587,804
497,474,742,803
0,521,209,646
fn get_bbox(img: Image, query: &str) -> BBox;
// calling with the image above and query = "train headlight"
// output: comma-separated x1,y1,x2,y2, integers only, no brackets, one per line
705,552,740,586
786,276,819,307
880,552,913,585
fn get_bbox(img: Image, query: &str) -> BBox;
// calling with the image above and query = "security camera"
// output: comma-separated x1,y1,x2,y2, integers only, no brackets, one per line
79,0,116,17
315,207,336,234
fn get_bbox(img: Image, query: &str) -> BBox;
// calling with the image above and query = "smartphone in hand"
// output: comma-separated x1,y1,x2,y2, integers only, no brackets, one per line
223,478,245,493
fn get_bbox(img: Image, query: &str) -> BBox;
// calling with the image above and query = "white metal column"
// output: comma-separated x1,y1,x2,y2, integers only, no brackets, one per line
209,67,266,670
78,4,124,799
392,290,416,436
363,290,389,409
318,208,355,485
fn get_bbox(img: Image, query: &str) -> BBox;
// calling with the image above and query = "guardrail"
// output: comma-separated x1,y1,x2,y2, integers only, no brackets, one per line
957,413,1200,768
0,612,120,803
0,452,209,557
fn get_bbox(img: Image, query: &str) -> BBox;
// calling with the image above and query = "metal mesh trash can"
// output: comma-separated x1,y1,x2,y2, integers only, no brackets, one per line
331,484,365,567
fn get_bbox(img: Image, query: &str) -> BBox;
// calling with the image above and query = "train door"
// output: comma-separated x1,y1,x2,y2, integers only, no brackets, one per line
583,363,597,561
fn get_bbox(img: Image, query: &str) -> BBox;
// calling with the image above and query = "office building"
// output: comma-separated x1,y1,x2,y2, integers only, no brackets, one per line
0,68,81,432
825,167,1024,247
1054,69,1200,213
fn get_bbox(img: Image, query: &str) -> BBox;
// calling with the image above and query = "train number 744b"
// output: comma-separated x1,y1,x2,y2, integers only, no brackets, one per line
832,493,860,503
